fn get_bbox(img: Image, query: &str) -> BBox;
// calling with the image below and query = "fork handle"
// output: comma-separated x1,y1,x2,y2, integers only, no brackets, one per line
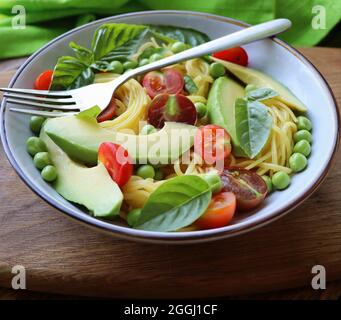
121,18,291,81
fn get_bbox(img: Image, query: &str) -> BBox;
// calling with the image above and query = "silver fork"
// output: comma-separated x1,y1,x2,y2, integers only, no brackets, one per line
1,19,291,117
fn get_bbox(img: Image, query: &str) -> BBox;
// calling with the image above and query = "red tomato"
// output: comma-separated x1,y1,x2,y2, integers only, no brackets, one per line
98,142,133,187
194,125,231,165
221,167,268,210
195,192,236,230
142,68,184,98
147,93,197,128
212,47,248,66
97,97,116,123
34,70,54,90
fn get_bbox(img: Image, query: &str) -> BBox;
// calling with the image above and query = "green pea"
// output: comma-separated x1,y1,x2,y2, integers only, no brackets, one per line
209,62,225,78
123,60,138,70
202,173,222,194
294,130,312,143
293,140,311,157
41,165,57,182
29,116,45,134
140,124,156,135
149,53,163,63
289,153,307,172
297,116,312,131
110,61,124,74
33,152,51,170
272,171,291,190
137,164,155,179
154,169,164,181
245,84,258,93
127,208,142,226
261,175,273,193
26,136,46,156
139,58,149,67
170,41,187,53
194,102,207,118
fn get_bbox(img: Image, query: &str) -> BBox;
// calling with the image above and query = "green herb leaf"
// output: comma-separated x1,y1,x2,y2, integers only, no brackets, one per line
69,42,94,65
133,175,212,232
246,87,278,101
91,23,148,61
91,23,178,64
90,60,114,72
184,75,198,94
50,56,94,90
235,98,272,159
149,25,210,47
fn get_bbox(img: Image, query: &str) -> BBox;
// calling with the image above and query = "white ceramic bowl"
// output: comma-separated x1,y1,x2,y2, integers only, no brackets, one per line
1,11,339,244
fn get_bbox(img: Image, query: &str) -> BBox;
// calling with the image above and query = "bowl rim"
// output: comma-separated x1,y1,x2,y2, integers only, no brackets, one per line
1,10,340,244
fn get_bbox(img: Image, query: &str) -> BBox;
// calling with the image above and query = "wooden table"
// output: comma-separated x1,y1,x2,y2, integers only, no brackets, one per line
0,48,340,300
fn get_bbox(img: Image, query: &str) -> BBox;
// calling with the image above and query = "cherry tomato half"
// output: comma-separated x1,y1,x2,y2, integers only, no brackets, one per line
97,97,116,123
142,68,184,98
98,142,133,187
212,47,248,66
195,192,236,230
148,93,197,128
34,70,54,90
221,167,268,211
194,125,231,165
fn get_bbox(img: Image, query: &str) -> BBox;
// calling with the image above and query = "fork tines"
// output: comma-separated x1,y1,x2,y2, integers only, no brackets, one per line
1,86,79,116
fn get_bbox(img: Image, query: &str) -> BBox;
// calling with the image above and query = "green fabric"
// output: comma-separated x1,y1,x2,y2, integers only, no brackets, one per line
0,0,340,59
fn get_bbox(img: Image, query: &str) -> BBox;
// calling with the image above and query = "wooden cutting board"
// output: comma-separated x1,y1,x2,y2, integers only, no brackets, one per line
0,48,340,299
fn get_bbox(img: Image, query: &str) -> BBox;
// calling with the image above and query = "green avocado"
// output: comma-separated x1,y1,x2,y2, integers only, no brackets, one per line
44,116,198,166
40,130,123,219
207,76,246,157
213,59,307,112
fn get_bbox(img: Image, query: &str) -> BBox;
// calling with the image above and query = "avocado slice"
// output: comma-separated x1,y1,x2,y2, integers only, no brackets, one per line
44,117,198,166
40,130,123,219
212,58,307,112
207,76,246,157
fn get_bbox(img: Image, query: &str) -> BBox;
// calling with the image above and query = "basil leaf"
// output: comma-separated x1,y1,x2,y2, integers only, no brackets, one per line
235,98,272,159
133,175,212,232
150,25,210,47
90,60,114,72
184,75,198,94
69,41,93,65
246,87,278,101
50,56,94,90
91,24,177,64
91,23,148,61
69,67,94,89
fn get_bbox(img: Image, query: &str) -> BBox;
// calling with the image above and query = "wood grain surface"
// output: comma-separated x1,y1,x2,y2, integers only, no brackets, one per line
0,48,340,299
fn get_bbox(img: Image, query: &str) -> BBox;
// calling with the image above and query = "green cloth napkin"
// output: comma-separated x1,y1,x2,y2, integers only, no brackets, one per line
0,0,340,59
